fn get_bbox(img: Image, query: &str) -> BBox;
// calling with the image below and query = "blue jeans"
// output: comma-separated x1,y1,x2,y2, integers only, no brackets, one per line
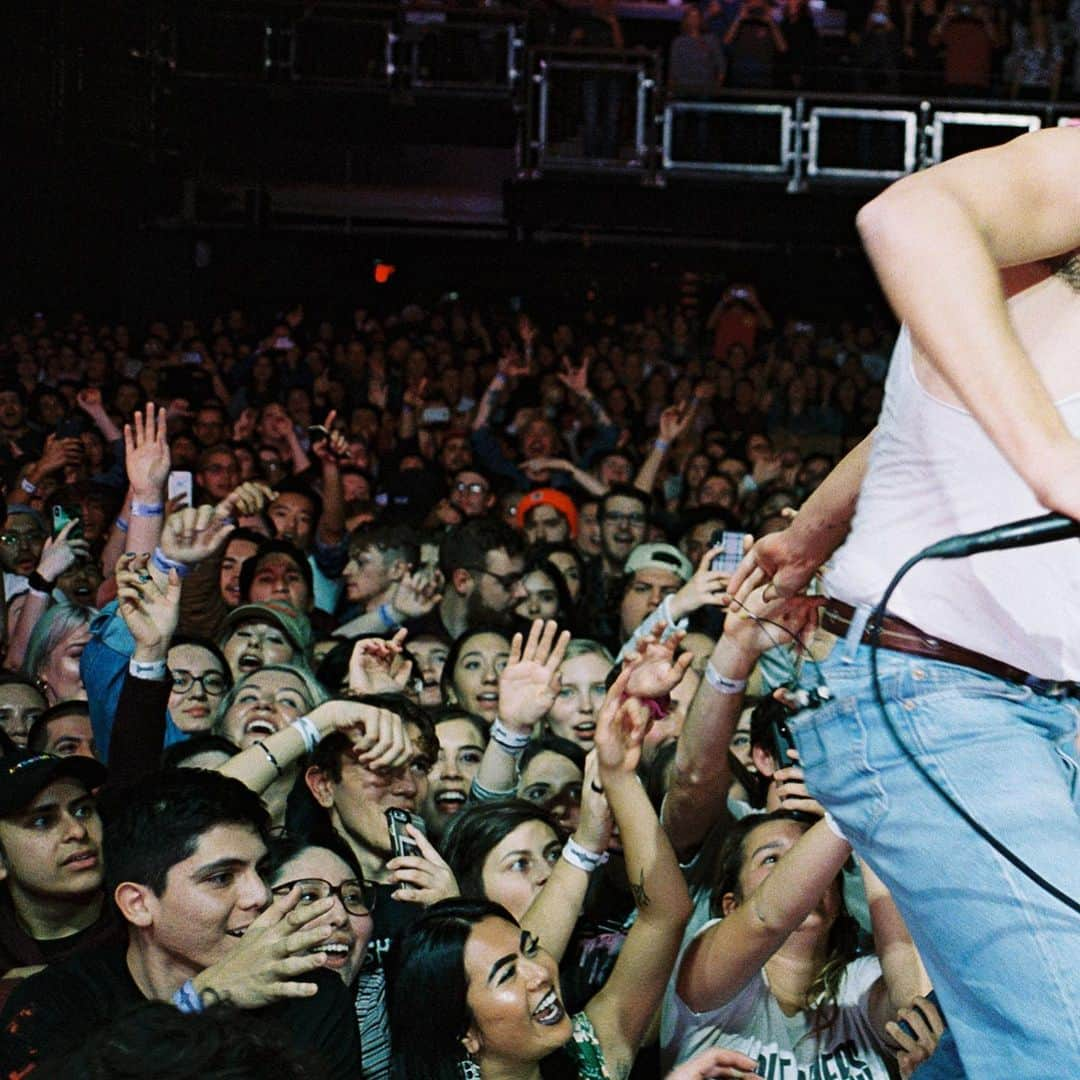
790,630,1080,1077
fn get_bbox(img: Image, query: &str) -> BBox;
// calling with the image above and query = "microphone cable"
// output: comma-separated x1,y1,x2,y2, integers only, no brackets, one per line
868,533,1080,915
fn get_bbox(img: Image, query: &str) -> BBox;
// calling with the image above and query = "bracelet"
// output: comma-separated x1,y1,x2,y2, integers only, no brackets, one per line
171,979,205,1014
654,438,670,452
490,719,531,755
291,714,322,754
151,547,191,579
254,740,283,777
116,517,129,534
26,571,54,596
377,602,400,631
131,500,164,517
704,661,747,695
561,836,609,874
20,477,40,497
129,657,168,681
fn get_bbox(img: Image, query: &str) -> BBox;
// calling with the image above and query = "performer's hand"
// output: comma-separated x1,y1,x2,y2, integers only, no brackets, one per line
727,527,822,601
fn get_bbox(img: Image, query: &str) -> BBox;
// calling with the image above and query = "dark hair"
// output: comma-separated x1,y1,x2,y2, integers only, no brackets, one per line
160,733,240,770
168,636,233,691
272,477,324,524
48,1001,312,1080
517,554,575,630
104,769,269,896
519,734,586,776
314,639,355,694
348,521,419,568
709,810,860,1031
429,706,488,748
238,538,314,605
441,798,561,900
387,898,518,1080
26,702,91,753
263,826,365,885
440,624,512,705
439,518,524,580
599,483,649,520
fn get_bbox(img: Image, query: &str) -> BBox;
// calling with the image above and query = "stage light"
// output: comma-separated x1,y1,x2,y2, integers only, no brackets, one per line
374,260,396,284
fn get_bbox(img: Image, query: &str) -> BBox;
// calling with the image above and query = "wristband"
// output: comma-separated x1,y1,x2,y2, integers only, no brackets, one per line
491,372,508,388
116,516,129,534
490,719,531,755
704,661,747,695
20,477,40,497
291,713,322,754
377,602,400,631
172,979,205,1014
26,571,54,596
152,547,191,579
129,657,167,681
561,836,609,874
131,500,164,517
654,438,670,452
254,740,283,777
824,811,847,842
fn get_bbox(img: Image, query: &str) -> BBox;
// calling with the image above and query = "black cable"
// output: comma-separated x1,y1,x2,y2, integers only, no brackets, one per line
868,552,1080,915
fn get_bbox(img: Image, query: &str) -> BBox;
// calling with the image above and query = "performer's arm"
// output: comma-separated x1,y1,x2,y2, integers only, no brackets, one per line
729,431,873,597
856,127,1080,506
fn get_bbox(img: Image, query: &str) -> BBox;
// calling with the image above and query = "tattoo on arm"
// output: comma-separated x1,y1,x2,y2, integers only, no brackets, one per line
629,869,651,910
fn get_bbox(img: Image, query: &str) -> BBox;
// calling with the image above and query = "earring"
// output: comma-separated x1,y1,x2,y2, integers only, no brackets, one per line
458,1058,481,1080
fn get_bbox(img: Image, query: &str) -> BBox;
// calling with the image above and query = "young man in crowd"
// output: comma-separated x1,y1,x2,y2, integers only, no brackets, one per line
0,767,360,1077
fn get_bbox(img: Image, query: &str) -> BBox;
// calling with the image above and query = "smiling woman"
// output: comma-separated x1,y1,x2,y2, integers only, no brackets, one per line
442,626,512,724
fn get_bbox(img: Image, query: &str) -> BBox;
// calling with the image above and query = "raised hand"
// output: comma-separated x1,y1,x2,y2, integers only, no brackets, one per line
668,544,735,622
387,825,460,906
498,619,571,733
402,379,428,412
574,751,615,855
35,433,83,477
723,564,822,658
658,400,696,444
159,504,234,567
517,313,537,349
771,747,825,818
310,410,350,467
216,480,273,522
388,569,443,620
124,403,170,501
556,354,590,397
623,623,694,700
726,527,823,606
36,518,90,585
664,1047,762,1079
233,407,257,441
595,694,652,778
522,456,570,477
116,552,182,656
76,387,104,415
885,995,946,1079
497,347,531,379
191,888,337,1007
347,630,414,697
307,698,415,771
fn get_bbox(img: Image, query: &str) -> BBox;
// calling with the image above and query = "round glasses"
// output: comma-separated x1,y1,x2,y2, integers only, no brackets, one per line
271,877,375,917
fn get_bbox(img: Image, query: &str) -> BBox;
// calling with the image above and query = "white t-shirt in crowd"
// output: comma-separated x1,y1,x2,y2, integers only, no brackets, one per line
661,920,892,1079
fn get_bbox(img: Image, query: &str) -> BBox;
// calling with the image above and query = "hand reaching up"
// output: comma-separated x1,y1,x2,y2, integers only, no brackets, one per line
498,619,571,733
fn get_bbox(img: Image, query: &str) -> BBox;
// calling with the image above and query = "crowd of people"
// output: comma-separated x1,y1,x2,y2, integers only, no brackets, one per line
660,0,1080,98
0,288,945,1079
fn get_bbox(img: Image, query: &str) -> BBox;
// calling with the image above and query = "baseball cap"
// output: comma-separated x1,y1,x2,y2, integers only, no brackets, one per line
221,600,314,656
623,543,693,583
0,749,106,817
515,488,579,539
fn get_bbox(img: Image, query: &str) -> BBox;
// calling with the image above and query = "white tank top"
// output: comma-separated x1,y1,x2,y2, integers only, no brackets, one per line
826,326,1080,680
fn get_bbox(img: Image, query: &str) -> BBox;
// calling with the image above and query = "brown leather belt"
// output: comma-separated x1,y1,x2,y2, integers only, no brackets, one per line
820,599,1037,686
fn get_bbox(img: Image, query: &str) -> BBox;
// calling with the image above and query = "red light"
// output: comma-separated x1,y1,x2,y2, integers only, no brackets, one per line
374,262,396,284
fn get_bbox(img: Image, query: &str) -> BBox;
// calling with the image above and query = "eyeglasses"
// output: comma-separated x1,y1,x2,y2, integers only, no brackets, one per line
171,671,229,696
464,566,523,591
271,877,375,916
455,481,487,496
0,532,45,548
603,511,647,527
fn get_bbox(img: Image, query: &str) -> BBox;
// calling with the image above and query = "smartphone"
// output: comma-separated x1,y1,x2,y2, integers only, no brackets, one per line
56,417,83,439
896,990,944,1041
421,405,451,425
709,530,746,576
770,714,798,771
386,809,426,886
307,424,329,444
168,471,194,507
180,351,203,365
52,505,83,540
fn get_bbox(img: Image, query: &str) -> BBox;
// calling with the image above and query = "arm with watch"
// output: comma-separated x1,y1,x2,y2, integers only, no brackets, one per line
470,618,570,801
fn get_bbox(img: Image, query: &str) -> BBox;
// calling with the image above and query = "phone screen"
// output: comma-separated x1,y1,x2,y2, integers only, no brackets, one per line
710,530,746,576
168,471,194,507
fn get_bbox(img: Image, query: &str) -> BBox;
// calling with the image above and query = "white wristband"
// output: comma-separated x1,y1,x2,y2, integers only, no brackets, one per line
291,714,322,754
491,719,531,755
823,811,847,842
129,658,168,681
704,661,747,695
561,836,609,874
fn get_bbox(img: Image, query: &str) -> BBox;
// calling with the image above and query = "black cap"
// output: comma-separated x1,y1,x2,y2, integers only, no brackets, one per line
0,750,107,817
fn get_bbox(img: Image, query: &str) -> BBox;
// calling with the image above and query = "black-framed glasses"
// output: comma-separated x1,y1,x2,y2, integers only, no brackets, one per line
0,532,45,548
602,511,647,527
463,565,523,591
455,481,487,495
171,671,229,696
271,877,376,917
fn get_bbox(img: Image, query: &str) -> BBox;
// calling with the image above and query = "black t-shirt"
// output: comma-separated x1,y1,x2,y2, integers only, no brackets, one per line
0,942,361,1078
